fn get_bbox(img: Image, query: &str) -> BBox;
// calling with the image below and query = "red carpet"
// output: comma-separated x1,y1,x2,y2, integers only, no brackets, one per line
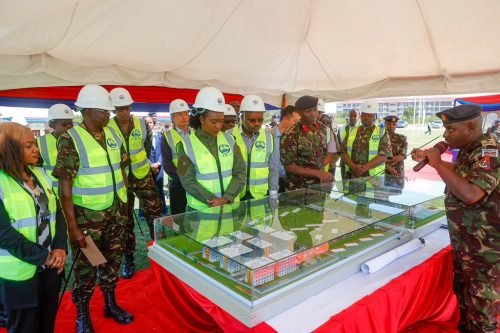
51,268,188,333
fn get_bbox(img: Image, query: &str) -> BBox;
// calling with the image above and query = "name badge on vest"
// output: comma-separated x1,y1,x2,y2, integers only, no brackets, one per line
482,148,498,157
255,140,266,151
219,144,231,156
107,138,118,150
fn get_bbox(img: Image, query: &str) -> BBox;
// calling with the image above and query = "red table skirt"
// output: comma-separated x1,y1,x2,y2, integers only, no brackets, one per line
149,259,276,333
315,246,459,333
150,246,459,333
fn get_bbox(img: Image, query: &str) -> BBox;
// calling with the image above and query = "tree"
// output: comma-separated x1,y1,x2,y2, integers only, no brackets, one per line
403,106,414,124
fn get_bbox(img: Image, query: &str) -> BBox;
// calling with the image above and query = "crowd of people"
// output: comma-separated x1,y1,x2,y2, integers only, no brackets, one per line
0,85,498,333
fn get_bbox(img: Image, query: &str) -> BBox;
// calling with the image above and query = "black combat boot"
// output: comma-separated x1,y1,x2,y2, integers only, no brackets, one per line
0,305,7,328
75,300,94,333
103,290,134,325
121,254,135,279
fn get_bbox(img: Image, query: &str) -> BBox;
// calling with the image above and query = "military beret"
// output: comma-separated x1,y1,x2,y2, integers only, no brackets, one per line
436,105,481,124
295,95,319,110
384,115,399,122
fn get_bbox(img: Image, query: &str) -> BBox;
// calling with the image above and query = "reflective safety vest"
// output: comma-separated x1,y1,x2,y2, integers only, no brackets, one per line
108,117,150,179
0,167,57,281
182,131,238,210
340,124,361,144
192,205,234,242
242,197,272,227
345,126,385,176
37,134,59,191
164,127,186,169
230,127,273,199
67,126,127,210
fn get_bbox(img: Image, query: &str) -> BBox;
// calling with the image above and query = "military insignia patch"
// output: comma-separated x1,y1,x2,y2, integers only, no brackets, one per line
482,148,498,157
477,156,491,170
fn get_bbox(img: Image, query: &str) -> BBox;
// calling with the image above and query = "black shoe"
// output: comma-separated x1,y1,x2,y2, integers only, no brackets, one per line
75,300,94,333
0,308,7,328
103,291,134,325
121,254,135,279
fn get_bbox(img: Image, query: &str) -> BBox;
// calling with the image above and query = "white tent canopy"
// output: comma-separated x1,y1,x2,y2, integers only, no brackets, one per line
1,0,500,103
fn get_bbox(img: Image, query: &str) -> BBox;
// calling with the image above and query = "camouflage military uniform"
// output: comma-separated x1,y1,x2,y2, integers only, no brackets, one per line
280,121,328,191
340,125,392,179
386,132,407,177
52,125,128,304
111,117,162,250
444,135,499,332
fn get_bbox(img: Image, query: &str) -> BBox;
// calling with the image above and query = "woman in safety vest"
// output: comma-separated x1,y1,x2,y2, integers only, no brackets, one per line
0,122,67,333
176,87,246,211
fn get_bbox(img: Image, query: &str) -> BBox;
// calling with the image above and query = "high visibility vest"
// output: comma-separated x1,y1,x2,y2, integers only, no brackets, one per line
108,117,150,179
345,126,385,176
192,205,234,242
182,131,238,210
231,127,273,199
243,197,271,226
67,126,127,210
37,134,59,191
0,167,57,281
164,127,186,169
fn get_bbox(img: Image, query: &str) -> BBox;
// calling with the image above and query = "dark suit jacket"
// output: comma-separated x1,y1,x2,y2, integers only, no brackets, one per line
150,131,164,182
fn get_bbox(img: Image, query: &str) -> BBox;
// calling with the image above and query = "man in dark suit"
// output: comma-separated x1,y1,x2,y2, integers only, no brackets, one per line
145,116,168,215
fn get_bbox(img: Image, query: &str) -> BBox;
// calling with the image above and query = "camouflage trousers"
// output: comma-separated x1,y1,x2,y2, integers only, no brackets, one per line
448,221,500,333
71,199,127,304
125,171,162,255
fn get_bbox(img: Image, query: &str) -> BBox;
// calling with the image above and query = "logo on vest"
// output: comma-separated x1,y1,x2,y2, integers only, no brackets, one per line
371,135,380,141
107,138,118,149
131,129,141,138
219,144,231,155
255,140,266,151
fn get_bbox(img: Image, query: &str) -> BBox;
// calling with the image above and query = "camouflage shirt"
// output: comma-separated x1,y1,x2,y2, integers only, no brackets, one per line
340,125,392,164
280,121,328,190
445,134,499,254
386,132,407,176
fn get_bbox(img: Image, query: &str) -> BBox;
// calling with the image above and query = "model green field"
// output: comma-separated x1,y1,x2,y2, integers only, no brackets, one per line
156,203,407,300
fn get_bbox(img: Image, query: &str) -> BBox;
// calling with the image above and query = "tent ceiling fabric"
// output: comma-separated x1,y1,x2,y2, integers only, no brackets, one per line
1,0,500,102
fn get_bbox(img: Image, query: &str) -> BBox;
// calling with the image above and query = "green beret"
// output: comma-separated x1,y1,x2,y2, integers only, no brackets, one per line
436,105,481,124
383,115,399,122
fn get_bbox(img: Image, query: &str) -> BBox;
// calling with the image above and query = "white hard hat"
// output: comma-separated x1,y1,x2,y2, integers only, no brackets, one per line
74,85,115,111
317,98,325,112
224,104,237,116
360,99,378,114
48,104,75,121
169,99,190,114
192,87,226,112
109,87,134,107
240,95,266,112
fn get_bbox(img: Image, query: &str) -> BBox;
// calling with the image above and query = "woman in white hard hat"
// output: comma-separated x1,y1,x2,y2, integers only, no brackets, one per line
0,122,67,333
37,104,75,193
177,87,246,211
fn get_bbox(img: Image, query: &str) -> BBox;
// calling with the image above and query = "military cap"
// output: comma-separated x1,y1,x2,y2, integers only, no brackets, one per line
295,95,319,110
436,104,481,124
383,115,399,122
